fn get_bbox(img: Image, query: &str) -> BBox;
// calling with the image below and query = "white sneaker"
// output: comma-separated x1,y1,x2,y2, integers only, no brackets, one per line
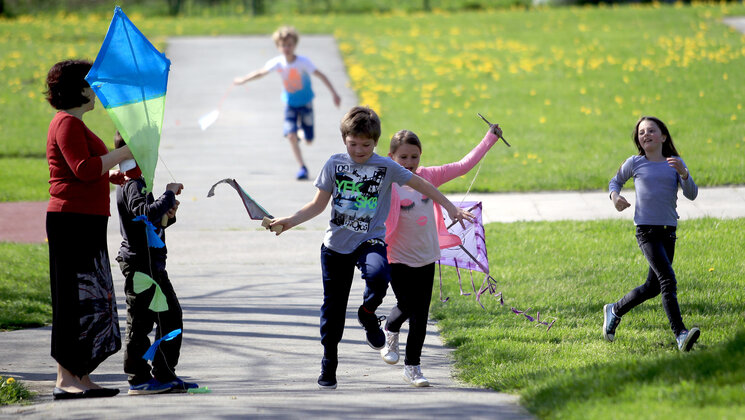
380,330,400,364
403,365,430,387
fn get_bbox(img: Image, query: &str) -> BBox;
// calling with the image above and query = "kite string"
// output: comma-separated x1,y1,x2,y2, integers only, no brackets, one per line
158,156,177,183
457,159,483,206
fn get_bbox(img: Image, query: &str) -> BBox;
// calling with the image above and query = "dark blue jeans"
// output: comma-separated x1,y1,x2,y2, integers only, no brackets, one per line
386,263,435,366
615,225,686,336
319,241,390,358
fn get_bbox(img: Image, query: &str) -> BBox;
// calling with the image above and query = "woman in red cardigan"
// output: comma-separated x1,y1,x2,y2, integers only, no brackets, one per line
45,59,133,399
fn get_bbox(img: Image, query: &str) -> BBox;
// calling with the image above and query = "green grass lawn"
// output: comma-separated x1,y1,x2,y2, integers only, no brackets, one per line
0,243,50,330
1,3,744,200
1,4,744,416
432,217,745,419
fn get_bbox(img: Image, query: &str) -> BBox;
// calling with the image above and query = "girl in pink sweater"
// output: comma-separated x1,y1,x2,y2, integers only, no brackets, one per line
382,123,503,386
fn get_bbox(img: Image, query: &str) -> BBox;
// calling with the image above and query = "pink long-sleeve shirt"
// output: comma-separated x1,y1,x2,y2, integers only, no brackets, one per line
385,131,499,265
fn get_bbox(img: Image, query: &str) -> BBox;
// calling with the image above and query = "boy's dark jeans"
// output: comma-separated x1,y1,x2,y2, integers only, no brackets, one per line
615,225,686,336
120,261,183,385
319,241,390,357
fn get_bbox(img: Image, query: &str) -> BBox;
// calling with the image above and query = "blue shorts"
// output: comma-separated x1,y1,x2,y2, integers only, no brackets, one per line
283,103,314,141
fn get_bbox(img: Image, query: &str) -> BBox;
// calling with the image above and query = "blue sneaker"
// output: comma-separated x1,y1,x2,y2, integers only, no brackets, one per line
603,303,622,342
296,166,309,180
357,306,385,350
169,377,199,393
128,378,173,395
676,327,700,352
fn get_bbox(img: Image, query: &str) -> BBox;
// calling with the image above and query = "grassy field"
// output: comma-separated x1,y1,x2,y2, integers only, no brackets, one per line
0,243,50,330
432,217,745,419
1,4,744,416
1,3,744,201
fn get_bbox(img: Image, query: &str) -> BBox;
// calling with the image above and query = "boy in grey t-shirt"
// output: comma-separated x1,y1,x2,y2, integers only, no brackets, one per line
269,106,474,390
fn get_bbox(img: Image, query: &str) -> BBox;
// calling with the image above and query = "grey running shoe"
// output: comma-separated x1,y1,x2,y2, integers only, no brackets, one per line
603,303,621,342
676,327,700,352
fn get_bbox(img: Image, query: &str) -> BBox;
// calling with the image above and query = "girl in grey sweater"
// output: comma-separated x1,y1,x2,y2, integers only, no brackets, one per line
603,116,700,352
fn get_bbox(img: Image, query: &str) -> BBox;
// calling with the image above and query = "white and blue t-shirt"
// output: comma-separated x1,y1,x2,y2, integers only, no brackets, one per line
315,153,413,254
263,55,316,107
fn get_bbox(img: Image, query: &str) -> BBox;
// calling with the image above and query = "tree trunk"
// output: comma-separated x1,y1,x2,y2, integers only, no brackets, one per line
250,0,264,15
167,0,183,16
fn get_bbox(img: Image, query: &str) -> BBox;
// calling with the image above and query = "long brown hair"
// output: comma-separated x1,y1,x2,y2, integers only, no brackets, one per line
632,116,680,157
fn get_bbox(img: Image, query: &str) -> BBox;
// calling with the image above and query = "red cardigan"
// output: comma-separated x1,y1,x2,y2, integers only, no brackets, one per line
46,112,110,216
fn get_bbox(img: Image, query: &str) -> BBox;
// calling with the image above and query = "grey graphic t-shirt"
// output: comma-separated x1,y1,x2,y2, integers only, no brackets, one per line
316,153,413,254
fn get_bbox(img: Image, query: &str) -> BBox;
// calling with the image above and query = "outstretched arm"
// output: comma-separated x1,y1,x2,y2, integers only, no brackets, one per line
313,70,341,107
428,124,503,186
269,188,332,235
234,68,269,85
405,174,474,226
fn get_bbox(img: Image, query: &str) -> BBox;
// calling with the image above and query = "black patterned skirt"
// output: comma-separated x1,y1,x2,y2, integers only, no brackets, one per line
47,212,121,377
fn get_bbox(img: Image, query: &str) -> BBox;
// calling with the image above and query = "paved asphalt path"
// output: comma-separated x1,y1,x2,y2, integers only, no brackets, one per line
0,36,533,419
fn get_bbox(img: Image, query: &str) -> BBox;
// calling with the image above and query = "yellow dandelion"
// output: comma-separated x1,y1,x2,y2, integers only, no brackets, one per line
6,377,15,384
513,152,520,158
530,89,536,96
580,88,586,95
732,115,737,121
707,138,713,144
614,96,623,105
699,91,705,97
539,116,546,124
708,267,714,272
544,99,551,106
723,73,728,80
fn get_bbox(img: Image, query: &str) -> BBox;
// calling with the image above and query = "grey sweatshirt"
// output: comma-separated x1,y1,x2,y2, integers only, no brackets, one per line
609,155,698,226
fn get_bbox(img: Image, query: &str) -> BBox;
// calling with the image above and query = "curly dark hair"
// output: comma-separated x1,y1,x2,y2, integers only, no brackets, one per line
44,59,93,110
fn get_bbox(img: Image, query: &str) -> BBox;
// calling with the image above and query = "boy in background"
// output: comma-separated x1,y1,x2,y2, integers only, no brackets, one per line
234,25,341,180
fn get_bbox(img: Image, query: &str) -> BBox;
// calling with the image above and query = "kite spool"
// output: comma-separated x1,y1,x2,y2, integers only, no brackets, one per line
262,217,283,234
161,214,169,227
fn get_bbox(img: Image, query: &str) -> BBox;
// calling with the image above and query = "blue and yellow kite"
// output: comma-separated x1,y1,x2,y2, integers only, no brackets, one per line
86,6,170,193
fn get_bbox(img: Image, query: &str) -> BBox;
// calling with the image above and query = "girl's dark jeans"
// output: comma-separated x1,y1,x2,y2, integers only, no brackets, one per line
319,241,390,357
615,225,686,336
386,262,435,366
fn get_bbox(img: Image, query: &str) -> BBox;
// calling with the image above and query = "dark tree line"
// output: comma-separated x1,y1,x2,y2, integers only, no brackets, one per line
166,0,265,15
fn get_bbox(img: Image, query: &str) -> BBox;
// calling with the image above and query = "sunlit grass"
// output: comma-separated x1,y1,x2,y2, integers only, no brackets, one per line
2,4,744,201
432,217,745,419
0,243,50,330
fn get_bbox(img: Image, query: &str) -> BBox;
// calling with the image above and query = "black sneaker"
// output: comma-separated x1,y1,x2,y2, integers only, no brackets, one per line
357,306,385,350
317,357,337,390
